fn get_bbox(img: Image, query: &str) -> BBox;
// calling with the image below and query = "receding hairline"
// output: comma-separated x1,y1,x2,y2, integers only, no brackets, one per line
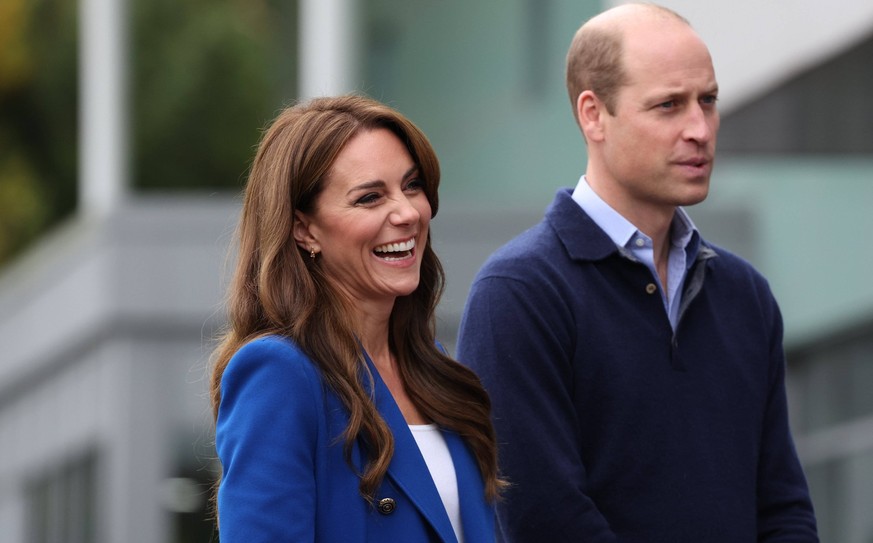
565,3,696,120
582,3,690,34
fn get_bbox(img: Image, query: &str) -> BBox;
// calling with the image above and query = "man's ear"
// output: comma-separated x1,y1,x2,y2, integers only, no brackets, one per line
577,90,606,143
292,211,316,252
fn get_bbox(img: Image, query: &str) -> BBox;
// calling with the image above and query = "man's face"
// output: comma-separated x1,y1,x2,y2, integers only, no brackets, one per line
598,21,719,218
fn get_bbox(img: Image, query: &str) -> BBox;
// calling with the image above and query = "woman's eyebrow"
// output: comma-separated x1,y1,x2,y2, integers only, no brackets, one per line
346,180,386,196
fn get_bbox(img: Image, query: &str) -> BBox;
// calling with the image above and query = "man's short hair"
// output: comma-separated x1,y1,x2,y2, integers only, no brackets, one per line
565,4,690,121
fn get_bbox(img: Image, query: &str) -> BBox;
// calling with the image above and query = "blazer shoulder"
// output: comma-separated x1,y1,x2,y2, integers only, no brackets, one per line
215,335,328,542
227,335,316,375
220,335,324,409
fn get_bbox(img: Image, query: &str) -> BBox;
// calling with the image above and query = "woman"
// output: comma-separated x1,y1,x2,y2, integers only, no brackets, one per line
210,95,504,542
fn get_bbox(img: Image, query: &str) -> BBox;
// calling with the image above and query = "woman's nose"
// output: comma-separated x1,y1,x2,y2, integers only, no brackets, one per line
389,195,421,225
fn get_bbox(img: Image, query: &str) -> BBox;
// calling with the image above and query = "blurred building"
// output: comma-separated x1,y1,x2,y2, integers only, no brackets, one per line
0,197,236,542
1,0,872,542
716,28,873,539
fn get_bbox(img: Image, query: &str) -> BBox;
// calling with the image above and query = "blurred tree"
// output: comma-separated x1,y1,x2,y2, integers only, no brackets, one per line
0,0,76,265
0,0,294,268
131,0,290,191
0,150,48,262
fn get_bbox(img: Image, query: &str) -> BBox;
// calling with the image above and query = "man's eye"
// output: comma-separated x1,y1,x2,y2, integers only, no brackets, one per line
701,95,718,105
658,100,676,109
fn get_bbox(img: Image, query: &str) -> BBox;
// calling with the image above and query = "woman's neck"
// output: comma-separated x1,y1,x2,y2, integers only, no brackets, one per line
355,306,428,425
356,314,392,367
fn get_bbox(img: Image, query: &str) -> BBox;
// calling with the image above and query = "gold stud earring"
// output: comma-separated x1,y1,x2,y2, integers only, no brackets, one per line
310,247,316,260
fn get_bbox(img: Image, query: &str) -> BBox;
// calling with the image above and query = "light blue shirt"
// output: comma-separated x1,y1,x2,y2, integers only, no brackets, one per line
571,176,698,329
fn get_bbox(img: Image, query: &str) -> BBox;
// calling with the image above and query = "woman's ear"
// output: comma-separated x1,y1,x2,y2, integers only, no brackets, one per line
292,211,316,252
577,90,606,143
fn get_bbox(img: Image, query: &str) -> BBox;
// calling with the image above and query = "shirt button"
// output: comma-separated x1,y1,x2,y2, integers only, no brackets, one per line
377,497,396,515
645,283,657,294
635,238,646,247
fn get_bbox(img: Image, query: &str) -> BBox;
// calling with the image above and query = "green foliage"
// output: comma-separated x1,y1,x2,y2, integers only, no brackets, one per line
0,147,49,261
0,0,293,268
131,0,287,191
0,0,77,266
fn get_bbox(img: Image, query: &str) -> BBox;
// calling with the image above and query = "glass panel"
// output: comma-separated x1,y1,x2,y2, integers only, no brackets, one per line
26,452,98,543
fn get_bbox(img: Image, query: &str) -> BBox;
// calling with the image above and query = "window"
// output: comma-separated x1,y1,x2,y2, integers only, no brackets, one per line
26,451,98,543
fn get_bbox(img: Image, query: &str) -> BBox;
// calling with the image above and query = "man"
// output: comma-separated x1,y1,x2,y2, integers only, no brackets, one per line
457,3,819,542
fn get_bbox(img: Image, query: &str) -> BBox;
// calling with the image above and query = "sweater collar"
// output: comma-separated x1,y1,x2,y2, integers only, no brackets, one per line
545,188,623,262
547,188,716,266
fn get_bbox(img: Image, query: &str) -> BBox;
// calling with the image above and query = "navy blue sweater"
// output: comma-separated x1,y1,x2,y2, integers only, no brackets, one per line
457,189,818,542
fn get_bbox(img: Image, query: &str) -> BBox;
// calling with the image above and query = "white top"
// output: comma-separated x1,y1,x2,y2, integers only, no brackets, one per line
409,423,464,542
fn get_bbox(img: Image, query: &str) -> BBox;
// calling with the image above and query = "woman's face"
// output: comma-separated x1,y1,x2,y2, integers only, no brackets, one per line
295,128,432,312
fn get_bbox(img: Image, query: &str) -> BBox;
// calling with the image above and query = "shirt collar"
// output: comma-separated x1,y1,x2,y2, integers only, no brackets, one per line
670,204,696,250
571,175,699,255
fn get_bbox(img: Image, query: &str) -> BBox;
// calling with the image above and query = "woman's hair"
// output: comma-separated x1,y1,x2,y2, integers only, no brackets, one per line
210,94,505,502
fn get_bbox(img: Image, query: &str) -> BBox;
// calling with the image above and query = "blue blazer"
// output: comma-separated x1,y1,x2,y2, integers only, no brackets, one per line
215,335,495,542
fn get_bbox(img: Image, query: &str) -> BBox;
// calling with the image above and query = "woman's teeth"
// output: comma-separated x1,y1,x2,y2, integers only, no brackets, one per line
374,239,415,254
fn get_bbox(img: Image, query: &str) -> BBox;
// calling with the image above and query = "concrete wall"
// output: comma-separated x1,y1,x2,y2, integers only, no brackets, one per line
0,196,236,543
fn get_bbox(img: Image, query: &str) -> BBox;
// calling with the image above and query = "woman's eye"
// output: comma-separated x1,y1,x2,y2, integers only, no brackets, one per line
355,193,381,205
405,178,425,191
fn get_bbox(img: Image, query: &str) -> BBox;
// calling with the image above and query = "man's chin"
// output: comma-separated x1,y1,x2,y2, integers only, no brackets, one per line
677,181,710,207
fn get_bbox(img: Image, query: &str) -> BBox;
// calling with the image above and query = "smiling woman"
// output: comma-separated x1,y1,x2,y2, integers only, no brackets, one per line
292,128,432,309
210,95,505,543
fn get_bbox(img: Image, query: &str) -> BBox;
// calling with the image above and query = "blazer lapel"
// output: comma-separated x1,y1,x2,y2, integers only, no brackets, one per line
363,352,458,543
444,431,495,542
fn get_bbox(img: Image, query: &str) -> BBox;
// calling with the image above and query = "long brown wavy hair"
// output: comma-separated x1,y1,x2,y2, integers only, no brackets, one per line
210,95,505,503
